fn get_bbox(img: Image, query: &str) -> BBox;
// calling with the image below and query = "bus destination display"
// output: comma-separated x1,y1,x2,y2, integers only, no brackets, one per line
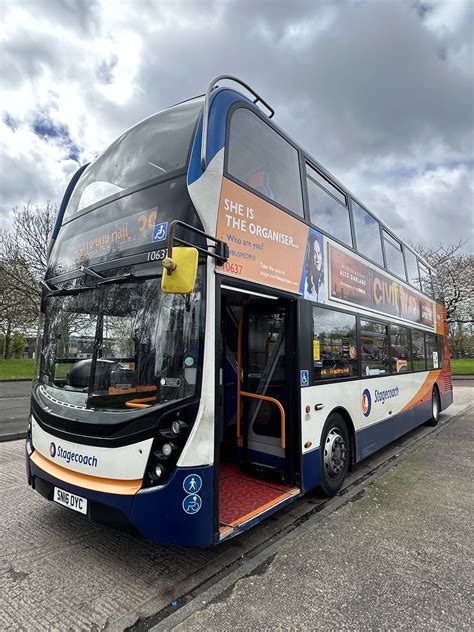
54,207,160,272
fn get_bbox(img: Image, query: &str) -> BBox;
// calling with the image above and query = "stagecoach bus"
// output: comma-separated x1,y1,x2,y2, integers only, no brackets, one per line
26,76,453,546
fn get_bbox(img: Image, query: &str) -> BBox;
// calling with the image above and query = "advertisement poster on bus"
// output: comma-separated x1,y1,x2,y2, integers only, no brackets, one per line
329,245,435,328
216,178,309,293
299,227,326,303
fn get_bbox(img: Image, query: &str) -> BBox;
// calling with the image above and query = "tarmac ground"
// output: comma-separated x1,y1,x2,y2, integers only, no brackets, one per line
163,390,473,631
0,380,31,440
0,382,472,631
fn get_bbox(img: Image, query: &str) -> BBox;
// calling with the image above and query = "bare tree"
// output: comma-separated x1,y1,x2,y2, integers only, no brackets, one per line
413,240,474,358
0,203,56,357
0,202,56,302
0,263,38,357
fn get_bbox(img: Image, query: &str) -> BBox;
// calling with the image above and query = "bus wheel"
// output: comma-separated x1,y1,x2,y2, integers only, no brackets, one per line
426,388,440,427
320,414,350,497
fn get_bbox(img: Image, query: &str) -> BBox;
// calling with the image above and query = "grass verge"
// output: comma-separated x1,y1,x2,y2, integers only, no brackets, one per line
450,358,474,376
0,358,35,380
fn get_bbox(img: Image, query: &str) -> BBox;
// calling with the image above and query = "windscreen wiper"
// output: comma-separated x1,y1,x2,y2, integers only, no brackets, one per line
97,270,161,286
41,264,105,298
42,285,96,297
80,264,104,279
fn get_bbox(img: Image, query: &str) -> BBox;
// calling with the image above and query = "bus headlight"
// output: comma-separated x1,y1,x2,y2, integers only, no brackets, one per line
154,464,165,480
171,421,181,436
162,443,173,457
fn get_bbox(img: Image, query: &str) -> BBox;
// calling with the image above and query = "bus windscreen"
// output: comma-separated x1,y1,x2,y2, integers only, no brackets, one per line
63,97,203,221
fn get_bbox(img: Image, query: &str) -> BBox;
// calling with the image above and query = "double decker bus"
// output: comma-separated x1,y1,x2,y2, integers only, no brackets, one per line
26,76,453,546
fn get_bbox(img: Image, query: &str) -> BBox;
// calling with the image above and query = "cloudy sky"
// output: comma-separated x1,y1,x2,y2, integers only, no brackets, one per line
0,0,473,250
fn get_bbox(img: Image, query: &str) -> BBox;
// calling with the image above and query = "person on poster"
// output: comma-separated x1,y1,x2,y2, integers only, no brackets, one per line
301,229,325,303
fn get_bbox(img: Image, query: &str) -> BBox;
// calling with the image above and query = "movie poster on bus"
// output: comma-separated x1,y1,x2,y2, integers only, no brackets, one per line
329,245,435,328
216,178,309,293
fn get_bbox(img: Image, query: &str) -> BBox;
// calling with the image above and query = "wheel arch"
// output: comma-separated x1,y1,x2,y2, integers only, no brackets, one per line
432,382,441,407
324,406,357,468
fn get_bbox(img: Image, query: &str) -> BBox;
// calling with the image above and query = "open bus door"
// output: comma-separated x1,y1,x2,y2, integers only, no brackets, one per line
218,287,300,539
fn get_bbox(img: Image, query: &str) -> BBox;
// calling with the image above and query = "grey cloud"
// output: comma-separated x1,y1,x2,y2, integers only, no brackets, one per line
0,33,64,88
24,0,101,36
96,55,119,85
0,0,472,251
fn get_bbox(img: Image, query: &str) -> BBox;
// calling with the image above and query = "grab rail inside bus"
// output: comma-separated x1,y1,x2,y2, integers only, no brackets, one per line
201,75,275,171
125,396,157,409
239,391,286,450
236,302,285,450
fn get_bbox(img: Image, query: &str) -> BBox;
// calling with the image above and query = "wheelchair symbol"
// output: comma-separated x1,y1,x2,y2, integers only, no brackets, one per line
153,222,168,242
182,494,202,515
300,370,309,387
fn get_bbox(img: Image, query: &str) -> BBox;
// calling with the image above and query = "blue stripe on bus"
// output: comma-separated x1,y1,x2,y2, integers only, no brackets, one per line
302,447,322,493
441,390,453,410
302,403,441,492
356,404,434,460
187,88,254,186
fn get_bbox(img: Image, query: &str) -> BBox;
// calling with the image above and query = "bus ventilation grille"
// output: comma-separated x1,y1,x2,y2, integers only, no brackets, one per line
444,375,452,391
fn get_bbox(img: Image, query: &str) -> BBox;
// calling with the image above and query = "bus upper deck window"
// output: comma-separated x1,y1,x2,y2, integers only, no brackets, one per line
351,200,383,267
383,231,407,281
306,165,352,247
227,108,304,217
404,247,421,291
418,261,434,298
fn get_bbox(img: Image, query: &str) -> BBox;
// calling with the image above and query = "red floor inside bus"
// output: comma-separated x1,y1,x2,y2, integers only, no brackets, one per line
218,463,297,527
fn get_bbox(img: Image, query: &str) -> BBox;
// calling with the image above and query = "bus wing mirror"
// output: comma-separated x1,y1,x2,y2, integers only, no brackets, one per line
161,247,199,294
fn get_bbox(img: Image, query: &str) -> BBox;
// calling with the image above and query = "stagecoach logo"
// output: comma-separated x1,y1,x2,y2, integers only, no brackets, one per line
362,386,400,417
361,389,372,417
48,442,98,468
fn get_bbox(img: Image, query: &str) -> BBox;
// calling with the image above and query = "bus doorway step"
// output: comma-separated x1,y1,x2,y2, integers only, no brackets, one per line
218,463,298,529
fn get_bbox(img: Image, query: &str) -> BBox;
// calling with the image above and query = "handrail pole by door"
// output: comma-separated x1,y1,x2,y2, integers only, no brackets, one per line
236,304,245,447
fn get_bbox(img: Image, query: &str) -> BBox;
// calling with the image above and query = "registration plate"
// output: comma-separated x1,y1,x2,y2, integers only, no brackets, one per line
53,487,87,515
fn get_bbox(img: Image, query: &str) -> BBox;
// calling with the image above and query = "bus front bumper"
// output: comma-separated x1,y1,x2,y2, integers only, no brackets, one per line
26,438,215,547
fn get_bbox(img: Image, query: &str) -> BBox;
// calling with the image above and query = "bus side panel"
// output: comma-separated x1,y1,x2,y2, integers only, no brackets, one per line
301,448,322,492
300,372,443,490
300,380,360,493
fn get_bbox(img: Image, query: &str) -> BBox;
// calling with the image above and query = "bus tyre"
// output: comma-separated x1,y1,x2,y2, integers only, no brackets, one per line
427,388,440,427
320,414,350,497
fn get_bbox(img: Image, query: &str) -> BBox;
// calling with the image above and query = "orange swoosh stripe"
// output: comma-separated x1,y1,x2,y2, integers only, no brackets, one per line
401,371,441,413
228,488,300,528
31,451,142,495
